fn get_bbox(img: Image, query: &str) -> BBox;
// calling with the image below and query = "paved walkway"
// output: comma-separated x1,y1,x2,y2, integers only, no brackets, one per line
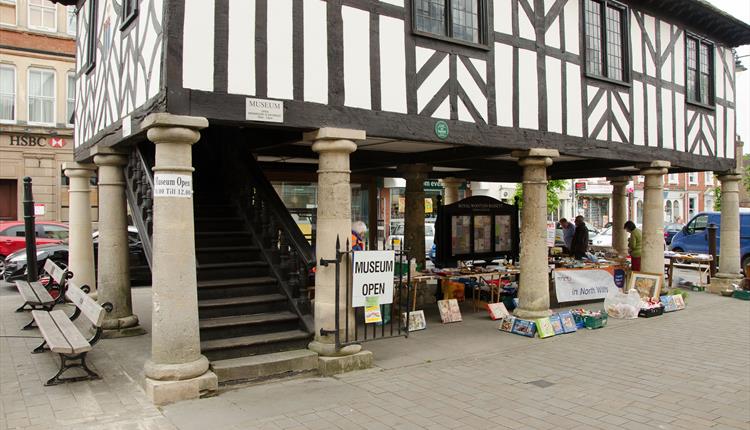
1,281,748,430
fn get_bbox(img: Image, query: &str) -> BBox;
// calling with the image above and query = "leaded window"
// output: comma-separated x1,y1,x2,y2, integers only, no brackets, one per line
414,0,485,45
584,0,628,82
67,73,75,125
686,35,713,105
83,0,97,74
121,0,138,30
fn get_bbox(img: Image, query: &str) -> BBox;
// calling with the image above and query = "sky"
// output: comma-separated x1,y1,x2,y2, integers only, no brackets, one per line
706,0,750,155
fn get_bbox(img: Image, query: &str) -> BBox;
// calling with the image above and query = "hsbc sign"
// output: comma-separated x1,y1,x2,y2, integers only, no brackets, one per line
5,133,68,149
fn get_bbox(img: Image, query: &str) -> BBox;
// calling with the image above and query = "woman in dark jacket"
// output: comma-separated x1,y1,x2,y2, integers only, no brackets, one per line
570,215,589,259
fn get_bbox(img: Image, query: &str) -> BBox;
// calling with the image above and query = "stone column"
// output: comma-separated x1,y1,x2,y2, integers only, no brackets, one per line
305,128,365,359
94,152,145,338
141,114,216,405
711,171,743,292
639,161,670,277
608,176,630,257
63,163,97,293
398,164,432,267
512,149,558,319
442,177,463,205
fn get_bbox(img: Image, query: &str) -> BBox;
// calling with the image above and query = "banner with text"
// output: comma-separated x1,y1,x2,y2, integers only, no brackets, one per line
554,268,617,302
352,251,395,307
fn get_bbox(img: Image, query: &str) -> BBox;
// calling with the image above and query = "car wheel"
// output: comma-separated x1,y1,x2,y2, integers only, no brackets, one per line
671,248,683,253
0,255,5,272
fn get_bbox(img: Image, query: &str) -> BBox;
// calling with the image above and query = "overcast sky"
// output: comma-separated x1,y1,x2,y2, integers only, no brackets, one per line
706,0,750,155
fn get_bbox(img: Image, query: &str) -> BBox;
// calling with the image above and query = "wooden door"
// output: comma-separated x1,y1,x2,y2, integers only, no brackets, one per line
0,180,18,221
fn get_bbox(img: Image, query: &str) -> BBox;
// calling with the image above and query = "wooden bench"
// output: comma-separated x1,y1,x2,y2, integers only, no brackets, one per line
31,282,110,386
14,260,74,330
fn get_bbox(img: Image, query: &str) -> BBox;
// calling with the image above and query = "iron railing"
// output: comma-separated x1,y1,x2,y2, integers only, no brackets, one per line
124,143,155,268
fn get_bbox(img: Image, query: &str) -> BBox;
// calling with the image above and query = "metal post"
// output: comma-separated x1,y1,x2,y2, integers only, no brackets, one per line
23,177,38,282
707,223,717,278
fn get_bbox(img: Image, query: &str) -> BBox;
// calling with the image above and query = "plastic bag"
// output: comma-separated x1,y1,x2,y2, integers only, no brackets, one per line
603,289,641,319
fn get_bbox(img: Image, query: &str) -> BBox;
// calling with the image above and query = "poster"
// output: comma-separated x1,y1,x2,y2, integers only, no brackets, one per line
494,215,512,251
546,221,556,247
154,174,192,198
474,215,491,253
351,251,395,307
364,296,382,324
425,198,433,214
451,215,471,255
553,268,617,302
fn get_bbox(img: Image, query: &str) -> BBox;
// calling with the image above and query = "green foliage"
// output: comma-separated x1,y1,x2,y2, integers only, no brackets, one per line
514,179,568,214
744,154,750,194
713,186,721,211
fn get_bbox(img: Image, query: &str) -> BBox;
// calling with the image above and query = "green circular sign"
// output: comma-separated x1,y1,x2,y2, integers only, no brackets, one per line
434,120,449,140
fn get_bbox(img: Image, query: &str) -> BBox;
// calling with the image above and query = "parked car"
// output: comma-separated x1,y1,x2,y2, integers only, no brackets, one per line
1,226,150,285
664,223,684,245
590,226,613,248
0,221,69,271
386,223,435,257
669,210,750,273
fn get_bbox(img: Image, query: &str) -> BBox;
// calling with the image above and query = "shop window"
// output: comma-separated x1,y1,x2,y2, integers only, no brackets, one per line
83,0,97,74
413,0,487,46
0,0,17,26
584,0,628,82
28,68,55,125
28,0,56,31
121,0,138,30
66,5,76,36
66,72,75,125
686,35,713,106
664,200,672,223
0,65,15,122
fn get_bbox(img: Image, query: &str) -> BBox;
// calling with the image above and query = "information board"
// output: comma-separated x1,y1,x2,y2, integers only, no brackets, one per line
154,174,192,198
351,251,395,307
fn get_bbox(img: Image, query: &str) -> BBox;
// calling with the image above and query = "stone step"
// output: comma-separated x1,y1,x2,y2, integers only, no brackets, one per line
197,276,277,289
201,330,313,361
199,312,301,341
198,294,288,318
194,217,247,232
196,261,269,281
194,231,255,247
210,349,319,385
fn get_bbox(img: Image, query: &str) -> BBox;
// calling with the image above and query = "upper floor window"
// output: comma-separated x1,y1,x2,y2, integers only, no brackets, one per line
667,174,679,185
28,68,55,125
28,0,56,32
688,172,698,185
0,0,17,26
66,73,75,125
66,5,76,36
83,0,97,74
413,0,486,45
121,0,138,30
704,171,713,185
0,65,15,122
584,0,628,82
686,35,713,106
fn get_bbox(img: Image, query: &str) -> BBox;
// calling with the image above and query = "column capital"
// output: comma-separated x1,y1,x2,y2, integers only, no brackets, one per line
397,163,432,178
607,176,631,186
512,148,559,167
442,177,463,186
63,162,96,178
311,139,358,155
638,160,670,176
141,113,209,131
94,153,129,167
717,171,742,182
304,127,366,142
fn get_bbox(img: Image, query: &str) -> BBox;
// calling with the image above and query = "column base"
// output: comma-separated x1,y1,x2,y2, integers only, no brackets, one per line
708,273,744,294
101,315,146,338
308,340,362,357
513,307,552,320
144,370,218,406
144,355,210,380
318,351,373,376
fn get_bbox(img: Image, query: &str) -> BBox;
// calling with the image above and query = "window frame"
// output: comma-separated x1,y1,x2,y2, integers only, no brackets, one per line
582,0,630,86
82,0,97,75
667,174,679,185
0,64,16,123
411,0,490,50
66,72,75,126
66,5,76,36
27,67,56,126
685,33,714,108
704,171,713,185
27,0,57,32
0,0,18,27
120,0,138,30
687,172,698,185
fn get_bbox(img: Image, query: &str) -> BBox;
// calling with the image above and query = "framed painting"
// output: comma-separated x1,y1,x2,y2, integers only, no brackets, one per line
628,272,663,299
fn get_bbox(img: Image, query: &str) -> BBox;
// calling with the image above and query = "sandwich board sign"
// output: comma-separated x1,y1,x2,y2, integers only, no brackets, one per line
351,250,395,307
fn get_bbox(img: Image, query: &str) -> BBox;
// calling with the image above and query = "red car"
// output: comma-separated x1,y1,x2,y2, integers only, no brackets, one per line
0,221,69,270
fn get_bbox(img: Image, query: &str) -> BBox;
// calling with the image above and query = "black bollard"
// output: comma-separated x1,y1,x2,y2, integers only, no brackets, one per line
23,177,39,282
707,223,717,278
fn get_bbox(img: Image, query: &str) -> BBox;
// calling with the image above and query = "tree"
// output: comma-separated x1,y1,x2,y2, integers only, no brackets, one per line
513,179,568,214
713,186,721,211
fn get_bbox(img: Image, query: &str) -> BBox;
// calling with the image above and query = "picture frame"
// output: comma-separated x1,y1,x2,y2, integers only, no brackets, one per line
401,310,427,332
628,272,663,299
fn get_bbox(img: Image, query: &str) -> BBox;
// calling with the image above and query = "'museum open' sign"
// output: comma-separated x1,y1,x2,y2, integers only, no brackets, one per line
351,251,395,307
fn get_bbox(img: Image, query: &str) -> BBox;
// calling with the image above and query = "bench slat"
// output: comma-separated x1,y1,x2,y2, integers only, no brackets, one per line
31,311,74,354
15,281,54,305
66,284,105,327
50,311,91,354
45,260,66,284
29,282,54,302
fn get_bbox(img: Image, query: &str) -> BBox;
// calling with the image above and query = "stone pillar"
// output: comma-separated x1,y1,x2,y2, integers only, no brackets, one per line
141,114,216,405
608,176,630,257
711,171,743,292
63,163,97,293
305,128,365,358
94,152,145,338
639,161,670,277
442,177,463,205
398,164,432,267
512,149,558,319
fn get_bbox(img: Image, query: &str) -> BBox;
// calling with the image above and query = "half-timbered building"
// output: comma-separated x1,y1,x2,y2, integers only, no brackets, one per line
53,0,750,404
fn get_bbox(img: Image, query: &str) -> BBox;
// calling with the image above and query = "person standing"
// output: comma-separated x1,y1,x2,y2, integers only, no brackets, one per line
624,221,642,271
570,215,589,259
351,221,367,251
559,218,575,253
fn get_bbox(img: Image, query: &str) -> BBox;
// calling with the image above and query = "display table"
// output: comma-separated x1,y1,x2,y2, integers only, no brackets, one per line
401,269,520,312
664,252,713,289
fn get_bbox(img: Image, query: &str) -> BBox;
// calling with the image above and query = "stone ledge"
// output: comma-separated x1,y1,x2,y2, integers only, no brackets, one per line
212,350,319,384
708,276,744,294
144,371,218,406
318,351,373,377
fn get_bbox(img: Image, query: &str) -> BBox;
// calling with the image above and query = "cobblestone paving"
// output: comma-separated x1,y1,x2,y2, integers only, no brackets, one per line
2,282,748,430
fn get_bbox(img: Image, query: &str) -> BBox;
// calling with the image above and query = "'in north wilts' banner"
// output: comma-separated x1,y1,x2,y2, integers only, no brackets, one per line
351,251,395,307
